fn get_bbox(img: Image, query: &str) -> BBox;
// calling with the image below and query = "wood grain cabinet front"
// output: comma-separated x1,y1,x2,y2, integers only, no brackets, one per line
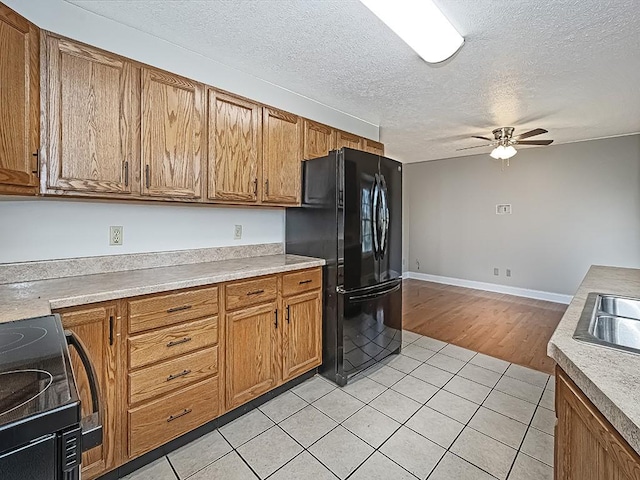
303,120,335,160
362,138,384,156
336,130,363,151
43,34,136,196
0,4,39,195
55,302,121,480
208,90,261,203
555,367,640,480
262,107,303,205
141,68,205,199
282,289,322,382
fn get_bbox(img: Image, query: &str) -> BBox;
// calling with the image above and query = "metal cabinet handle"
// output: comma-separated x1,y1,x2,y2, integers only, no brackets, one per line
145,165,150,189
167,369,191,381
274,309,278,328
167,337,192,347
253,178,258,196
109,316,114,346
32,152,39,175
124,161,129,187
298,279,312,285
265,179,269,196
247,289,264,296
286,305,290,323
167,408,192,422
167,305,192,313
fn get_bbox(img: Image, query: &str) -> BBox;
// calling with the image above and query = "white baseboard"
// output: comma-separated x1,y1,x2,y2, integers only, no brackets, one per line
405,271,573,305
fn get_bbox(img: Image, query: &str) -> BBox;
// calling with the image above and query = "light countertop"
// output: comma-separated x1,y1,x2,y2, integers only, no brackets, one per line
548,265,640,453
0,254,324,324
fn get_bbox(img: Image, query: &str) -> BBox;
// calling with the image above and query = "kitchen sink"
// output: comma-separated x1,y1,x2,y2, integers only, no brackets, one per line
573,293,640,355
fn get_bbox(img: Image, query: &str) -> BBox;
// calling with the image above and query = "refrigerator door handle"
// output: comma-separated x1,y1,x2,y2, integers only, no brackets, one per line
371,174,380,258
347,282,401,302
379,175,389,259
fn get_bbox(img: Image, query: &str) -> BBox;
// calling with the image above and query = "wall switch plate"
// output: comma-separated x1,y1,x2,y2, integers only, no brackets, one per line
234,225,242,240
496,204,512,215
109,226,123,246
506,269,511,277
494,268,499,276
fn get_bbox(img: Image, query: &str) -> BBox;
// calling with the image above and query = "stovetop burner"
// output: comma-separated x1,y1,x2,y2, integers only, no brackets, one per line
0,369,53,418
0,326,48,355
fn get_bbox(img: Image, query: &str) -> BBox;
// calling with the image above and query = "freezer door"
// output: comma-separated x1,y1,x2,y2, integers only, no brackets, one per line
341,280,403,379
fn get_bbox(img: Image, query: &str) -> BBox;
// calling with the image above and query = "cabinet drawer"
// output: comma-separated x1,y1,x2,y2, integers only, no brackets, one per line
128,346,218,405
128,377,219,458
128,286,218,334
282,268,322,296
128,317,218,370
225,276,277,311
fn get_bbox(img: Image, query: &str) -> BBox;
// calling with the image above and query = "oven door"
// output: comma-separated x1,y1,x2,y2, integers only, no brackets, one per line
0,434,57,480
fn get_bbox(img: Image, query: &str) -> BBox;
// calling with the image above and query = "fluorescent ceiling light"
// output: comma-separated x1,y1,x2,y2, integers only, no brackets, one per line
360,0,464,63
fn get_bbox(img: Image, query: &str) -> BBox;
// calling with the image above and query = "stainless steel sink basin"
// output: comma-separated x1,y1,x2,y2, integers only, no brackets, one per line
574,293,640,355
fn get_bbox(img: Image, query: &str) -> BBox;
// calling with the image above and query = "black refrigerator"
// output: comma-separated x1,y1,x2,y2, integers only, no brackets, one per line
286,148,402,386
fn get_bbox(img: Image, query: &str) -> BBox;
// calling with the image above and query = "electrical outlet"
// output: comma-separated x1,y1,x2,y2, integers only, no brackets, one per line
234,225,242,240
494,268,499,276
506,269,511,277
496,204,512,215
416,259,420,270
110,226,123,246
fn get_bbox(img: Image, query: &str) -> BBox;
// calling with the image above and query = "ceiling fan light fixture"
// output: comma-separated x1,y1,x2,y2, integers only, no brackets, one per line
359,0,464,63
490,145,517,160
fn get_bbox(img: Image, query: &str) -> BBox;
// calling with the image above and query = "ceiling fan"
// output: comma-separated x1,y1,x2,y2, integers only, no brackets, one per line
457,127,554,165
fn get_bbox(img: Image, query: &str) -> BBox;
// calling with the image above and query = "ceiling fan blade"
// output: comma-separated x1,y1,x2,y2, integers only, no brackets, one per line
516,139,554,146
471,135,493,141
456,144,493,151
514,128,548,140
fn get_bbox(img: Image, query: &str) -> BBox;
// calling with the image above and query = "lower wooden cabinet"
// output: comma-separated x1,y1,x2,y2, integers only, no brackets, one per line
282,290,322,382
52,268,322,475
225,268,323,410
225,302,278,409
555,367,640,480
55,302,120,480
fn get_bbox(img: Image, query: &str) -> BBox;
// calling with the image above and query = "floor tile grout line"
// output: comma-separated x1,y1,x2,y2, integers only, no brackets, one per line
164,454,180,480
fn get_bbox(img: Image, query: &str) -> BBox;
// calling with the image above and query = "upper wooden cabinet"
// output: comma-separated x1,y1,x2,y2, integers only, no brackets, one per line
362,138,384,156
0,4,39,195
303,120,335,160
44,35,136,195
336,130,363,151
56,302,120,480
208,90,261,202
262,107,302,205
141,68,205,199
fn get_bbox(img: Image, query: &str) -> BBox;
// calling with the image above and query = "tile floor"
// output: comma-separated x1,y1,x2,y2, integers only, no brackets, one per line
124,331,555,480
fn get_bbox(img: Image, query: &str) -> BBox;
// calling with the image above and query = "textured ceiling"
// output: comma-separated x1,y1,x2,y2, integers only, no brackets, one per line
66,0,640,163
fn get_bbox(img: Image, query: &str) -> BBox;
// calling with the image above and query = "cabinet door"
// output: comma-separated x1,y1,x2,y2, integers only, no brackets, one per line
362,138,384,156
0,4,39,195
141,68,205,199
303,120,335,160
226,302,278,409
336,130,363,151
555,367,640,480
208,90,261,202
262,107,302,205
58,304,120,480
282,290,322,382
45,36,135,194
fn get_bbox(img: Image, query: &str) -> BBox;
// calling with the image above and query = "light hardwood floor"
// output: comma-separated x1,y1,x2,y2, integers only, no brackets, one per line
402,279,566,374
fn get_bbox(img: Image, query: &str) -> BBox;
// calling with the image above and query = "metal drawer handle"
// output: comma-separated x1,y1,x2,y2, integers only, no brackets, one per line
298,279,312,285
167,369,191,381
247,289,264,296
167,408,192,422
167,337,192,347
167,304,192,313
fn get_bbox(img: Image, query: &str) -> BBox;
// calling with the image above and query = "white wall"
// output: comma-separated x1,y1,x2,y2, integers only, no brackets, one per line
406,135,640,296
0,0,379,264
0,198,283,263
